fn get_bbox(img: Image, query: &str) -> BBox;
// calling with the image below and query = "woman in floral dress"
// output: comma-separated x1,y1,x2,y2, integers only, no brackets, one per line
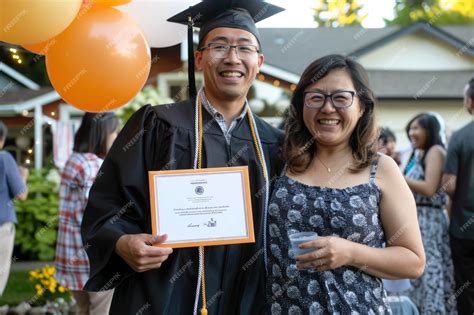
403,113,457,314
266,55,426,314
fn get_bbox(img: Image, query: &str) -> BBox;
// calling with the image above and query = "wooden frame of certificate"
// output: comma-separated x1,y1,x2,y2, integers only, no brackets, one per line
148,166,255,248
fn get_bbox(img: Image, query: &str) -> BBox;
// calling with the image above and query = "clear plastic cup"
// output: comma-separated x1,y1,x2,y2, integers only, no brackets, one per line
289,231,318,257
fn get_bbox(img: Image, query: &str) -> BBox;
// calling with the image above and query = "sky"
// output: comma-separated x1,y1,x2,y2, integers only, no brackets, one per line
260,0,396,28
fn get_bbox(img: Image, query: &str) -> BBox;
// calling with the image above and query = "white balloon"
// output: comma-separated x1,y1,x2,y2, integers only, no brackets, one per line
119,0,198,48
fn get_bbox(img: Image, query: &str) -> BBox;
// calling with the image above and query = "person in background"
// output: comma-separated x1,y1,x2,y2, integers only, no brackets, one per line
442,77,474,314
267,55,425,314
54,113,119,315
403,112,457,314
377,127,401,165
0,120,28,296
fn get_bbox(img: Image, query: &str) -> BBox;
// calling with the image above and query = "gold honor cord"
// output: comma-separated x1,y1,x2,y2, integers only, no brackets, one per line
197,97,208,315
196,97,268,315
247,108,269,182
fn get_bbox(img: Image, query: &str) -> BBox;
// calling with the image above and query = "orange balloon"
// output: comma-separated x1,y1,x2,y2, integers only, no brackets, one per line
0,0,82,45
90,0,132,6
23,39,57,55
46,7,151,112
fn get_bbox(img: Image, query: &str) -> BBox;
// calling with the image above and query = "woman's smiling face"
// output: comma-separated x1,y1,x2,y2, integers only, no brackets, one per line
303,68,364,148
408,119,428,149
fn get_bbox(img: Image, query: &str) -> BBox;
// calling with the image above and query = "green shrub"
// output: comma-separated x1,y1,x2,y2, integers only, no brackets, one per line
14,168,60,261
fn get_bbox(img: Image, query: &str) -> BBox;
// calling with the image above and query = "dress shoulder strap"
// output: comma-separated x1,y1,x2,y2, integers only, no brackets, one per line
280,163,288,177
369,153,381,184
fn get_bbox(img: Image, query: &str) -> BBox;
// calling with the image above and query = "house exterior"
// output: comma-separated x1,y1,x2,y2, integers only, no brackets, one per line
153,22,473,147
2,22,472,167
257,22,474,147
0,62,62,169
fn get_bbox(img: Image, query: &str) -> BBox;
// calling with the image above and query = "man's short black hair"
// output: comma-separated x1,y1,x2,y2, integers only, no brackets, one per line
379,127,396,144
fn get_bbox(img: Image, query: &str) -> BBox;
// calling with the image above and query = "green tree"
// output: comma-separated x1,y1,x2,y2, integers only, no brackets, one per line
386,0,474,26
313,0,367,27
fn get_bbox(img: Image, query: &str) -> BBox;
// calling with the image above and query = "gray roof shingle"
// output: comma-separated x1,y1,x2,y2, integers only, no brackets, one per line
367,70,472,98
260,25,473,74
260,27,398,74
259,25,473,98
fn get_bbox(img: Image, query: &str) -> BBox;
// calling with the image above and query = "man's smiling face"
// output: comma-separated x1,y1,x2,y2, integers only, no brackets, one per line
195,27,264,102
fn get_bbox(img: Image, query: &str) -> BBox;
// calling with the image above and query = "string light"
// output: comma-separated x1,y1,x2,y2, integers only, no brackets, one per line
258,74,265,81
51,111,55,116
25,159,31,165
273,80,280,87
290,84,297,91
28,149,33,154
9,47,23,64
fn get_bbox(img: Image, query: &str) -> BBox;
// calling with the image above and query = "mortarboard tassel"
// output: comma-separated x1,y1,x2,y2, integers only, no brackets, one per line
188,15,197,100
199,246,207,315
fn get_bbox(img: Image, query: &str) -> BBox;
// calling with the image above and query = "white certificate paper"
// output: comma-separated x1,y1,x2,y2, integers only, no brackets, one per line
148,166,254,248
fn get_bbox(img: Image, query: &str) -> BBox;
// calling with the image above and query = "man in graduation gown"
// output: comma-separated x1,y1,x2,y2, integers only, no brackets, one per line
81,1,285,314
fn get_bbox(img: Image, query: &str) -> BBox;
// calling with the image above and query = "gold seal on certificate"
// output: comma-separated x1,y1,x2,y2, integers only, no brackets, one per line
148,166,255,248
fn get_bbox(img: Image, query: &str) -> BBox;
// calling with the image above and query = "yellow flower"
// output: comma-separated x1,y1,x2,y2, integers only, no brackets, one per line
58,286,65,293
47,266,55,276
36,286,44,296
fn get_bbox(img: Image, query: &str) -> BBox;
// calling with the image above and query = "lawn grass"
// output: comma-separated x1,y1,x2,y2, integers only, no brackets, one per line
0,271,35,306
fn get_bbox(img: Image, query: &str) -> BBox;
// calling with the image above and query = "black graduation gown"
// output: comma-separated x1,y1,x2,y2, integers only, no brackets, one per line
81,100,284,315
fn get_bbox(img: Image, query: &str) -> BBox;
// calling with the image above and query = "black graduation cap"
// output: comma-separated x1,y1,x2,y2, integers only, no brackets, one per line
168,0,284,99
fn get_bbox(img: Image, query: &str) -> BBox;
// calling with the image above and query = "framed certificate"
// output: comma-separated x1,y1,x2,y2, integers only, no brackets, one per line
148,166,255,248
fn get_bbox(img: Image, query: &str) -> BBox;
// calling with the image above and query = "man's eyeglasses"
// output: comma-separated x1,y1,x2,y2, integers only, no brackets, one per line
199,43,260,60
304,91,357,109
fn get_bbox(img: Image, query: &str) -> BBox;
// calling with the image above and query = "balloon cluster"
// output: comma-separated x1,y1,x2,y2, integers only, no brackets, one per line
0,0,192,112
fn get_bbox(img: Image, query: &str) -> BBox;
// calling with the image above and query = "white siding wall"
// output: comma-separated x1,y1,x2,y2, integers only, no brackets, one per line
377,99,472,149
359,32,474,71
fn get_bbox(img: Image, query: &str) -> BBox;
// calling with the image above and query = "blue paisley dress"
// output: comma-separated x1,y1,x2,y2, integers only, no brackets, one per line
266,154,391,314
403,152,457,314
